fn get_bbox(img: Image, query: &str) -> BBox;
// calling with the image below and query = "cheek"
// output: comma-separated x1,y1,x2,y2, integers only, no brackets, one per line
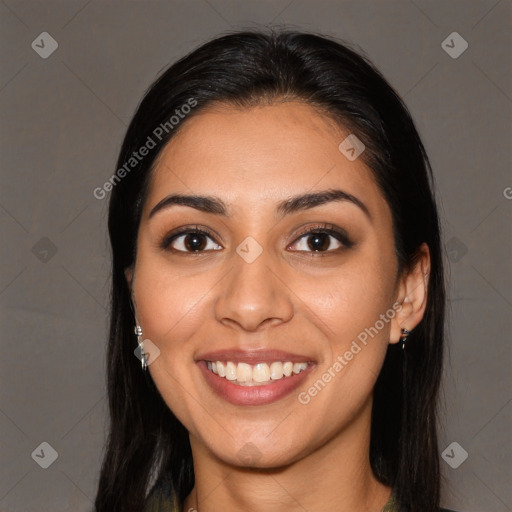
132,254,212,362
292,263,395,429
134,261,212,425
303,260,394,343
295,255,397,402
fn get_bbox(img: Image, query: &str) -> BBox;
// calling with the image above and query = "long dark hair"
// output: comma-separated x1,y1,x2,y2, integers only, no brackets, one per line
95,28,445,512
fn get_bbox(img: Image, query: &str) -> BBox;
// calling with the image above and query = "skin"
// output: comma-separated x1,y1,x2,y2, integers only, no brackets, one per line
125,100,430,512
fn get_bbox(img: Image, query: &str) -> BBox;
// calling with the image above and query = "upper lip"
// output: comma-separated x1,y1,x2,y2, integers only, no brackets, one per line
196,348,315,364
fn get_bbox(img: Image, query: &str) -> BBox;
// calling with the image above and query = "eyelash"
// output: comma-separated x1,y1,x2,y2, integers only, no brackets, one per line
160,223,354,255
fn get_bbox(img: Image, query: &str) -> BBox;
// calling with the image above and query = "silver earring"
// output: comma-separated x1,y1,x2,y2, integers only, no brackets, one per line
400,328,412,350
134,325,147,370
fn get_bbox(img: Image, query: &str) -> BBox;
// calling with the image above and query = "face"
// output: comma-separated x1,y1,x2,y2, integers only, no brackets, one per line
127,101,404,468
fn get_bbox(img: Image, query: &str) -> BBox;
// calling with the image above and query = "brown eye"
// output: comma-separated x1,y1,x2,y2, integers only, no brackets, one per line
162,228,222,253
292,232,342,252
183,233,207,251
305,233,333,251
289,225,353,253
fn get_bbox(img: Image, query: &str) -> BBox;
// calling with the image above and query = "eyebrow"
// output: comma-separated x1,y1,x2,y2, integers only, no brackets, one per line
148,188,371,220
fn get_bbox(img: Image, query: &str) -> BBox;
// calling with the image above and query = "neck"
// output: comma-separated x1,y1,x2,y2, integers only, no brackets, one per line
182,398,392,512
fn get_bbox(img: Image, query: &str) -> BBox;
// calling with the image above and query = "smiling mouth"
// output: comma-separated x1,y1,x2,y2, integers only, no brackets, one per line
205,360,309,386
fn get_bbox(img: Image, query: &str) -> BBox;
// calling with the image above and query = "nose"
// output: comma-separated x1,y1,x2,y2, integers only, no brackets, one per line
214,245,294,332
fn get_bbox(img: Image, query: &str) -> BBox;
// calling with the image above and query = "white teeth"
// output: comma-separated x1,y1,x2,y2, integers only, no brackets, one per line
293,362,308,374
253,363,270,383
225,361,237,381
270,361,284,380
207,360,309,385
236,362,252,382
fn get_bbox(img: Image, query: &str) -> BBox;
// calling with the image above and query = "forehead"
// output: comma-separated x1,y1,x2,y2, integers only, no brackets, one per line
143,101,387,218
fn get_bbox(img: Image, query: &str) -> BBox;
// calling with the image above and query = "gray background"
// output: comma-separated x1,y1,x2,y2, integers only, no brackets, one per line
1,1,511,511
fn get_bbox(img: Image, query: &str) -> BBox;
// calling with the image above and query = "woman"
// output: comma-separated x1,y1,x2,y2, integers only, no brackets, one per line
94,29,454,512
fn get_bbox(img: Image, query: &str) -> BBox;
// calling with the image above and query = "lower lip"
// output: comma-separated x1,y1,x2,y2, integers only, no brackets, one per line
198,361,315,406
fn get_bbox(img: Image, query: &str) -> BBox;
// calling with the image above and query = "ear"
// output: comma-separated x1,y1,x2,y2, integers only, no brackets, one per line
389,243,430,345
